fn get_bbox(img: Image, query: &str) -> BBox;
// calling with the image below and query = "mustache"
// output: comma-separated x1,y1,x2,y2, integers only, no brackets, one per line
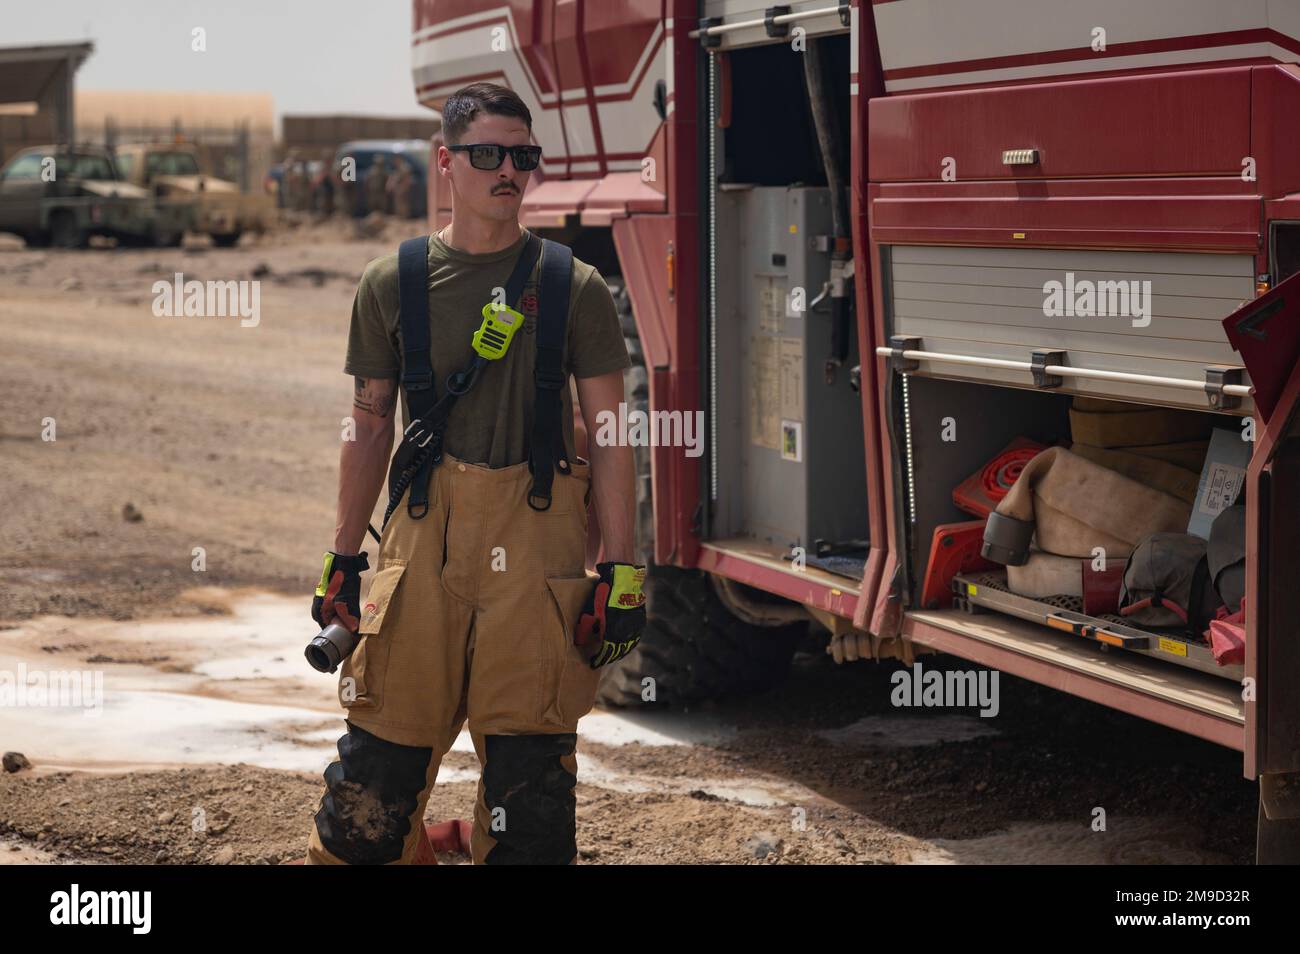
491,183,520,194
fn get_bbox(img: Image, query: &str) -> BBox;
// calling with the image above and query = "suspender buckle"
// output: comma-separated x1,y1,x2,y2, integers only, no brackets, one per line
535,367,566,390
403,370,434,392
403,418,437,448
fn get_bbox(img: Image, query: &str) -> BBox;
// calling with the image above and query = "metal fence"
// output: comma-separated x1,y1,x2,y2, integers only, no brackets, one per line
97,118,272,193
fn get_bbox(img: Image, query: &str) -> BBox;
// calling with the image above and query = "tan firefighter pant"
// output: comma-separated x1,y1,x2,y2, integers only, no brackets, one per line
305,452,602,864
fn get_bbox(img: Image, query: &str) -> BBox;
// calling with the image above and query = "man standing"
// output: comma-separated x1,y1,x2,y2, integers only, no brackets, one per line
389,156,415,219
305,82,643,865
315,149,335,216
365,153,390,215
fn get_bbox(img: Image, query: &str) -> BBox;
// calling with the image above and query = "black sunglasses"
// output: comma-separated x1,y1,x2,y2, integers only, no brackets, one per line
448,143,542,172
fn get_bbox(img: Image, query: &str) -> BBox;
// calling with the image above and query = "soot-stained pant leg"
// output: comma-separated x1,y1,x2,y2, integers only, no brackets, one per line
470,731,580,865
306,721,434,865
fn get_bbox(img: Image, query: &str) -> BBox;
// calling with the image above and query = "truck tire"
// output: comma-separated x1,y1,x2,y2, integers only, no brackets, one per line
595,564,803,708
211,231,242,248
22,231,51,248
607,278,654,565
49,211,86,249
593,279,804,708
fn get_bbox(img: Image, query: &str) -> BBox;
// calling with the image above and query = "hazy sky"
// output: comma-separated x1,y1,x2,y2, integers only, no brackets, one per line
4,0,425,119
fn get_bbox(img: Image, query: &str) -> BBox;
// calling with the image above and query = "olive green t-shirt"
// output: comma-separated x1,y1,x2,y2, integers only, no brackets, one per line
344,229,631,467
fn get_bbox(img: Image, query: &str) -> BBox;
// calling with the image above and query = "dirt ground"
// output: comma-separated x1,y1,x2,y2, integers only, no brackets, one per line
0,220,1260,864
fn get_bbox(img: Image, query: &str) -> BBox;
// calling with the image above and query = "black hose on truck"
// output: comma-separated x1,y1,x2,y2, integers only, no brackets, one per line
802,36,853,383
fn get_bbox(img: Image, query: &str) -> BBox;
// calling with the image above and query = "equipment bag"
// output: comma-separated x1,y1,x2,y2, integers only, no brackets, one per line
1119,532,1223,637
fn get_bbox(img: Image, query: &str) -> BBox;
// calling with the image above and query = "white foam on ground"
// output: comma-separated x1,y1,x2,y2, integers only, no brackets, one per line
0,594,353,773
572,751,818,807
449,708,738,753
0,593,741,778
1,592,942,808
0,687,341,773
578,709,739,747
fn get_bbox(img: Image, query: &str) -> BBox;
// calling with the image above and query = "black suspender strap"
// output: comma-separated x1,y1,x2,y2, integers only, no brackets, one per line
397,236,434,415
385,232,544,527
527,238,574,511
390,234,437,522
505,233,544,313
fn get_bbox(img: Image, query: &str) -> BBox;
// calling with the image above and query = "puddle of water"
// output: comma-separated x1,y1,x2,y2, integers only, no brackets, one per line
0,593,353,773
908,817,1225,864
0,591,745,779
184,593,326,686
817,714,999,749
2,688,341,773
1,590,908,811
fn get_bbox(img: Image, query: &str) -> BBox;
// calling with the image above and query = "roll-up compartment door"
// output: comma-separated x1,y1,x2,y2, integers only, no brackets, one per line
886,245,1255,411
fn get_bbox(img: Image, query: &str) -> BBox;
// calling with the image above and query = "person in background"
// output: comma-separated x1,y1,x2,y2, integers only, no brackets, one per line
338,154,360,218
315,150,335,216
390,157,415,219
365,154,390,216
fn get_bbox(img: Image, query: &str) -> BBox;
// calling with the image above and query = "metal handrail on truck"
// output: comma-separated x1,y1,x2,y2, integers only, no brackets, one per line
876,344,1253,407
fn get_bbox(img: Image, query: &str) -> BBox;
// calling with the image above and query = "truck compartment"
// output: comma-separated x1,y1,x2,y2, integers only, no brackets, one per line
705,34,867,580
712,183,867,560
892,373,1250,707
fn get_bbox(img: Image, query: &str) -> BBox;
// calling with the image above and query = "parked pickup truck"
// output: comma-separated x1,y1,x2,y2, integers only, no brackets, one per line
0,144,188,248
114,142,274,247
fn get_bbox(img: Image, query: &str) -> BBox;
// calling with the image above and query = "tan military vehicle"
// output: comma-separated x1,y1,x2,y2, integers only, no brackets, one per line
0,144,188,248
114,142,273,247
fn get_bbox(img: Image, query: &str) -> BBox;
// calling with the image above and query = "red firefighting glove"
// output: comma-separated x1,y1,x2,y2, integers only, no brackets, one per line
311,551,370,632
576,562,647,668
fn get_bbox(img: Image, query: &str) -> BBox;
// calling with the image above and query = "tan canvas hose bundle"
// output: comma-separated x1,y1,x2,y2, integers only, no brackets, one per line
981,446,1192,566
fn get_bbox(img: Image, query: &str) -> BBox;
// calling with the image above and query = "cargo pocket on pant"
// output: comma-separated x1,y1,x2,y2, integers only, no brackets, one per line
543,573,602,728
338,562,407,715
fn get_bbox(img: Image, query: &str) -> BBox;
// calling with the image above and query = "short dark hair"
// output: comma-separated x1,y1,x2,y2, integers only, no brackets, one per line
441,83,532,145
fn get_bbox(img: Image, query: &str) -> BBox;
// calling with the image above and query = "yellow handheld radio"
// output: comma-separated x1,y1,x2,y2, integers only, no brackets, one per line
473,302,526,360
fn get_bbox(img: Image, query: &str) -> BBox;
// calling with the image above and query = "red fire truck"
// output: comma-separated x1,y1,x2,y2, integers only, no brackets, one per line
411,1,1300,859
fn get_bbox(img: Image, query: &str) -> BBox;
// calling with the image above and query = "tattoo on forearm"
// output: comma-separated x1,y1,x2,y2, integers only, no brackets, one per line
353,377,395,418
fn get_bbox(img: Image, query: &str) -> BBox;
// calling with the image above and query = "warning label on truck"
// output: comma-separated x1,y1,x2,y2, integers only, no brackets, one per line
750,336,779,449
779,337,803,421
752,336,803,451
1199,463,1245,518
1158,637,1189,658
781,420,803,462
759,278,785,336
